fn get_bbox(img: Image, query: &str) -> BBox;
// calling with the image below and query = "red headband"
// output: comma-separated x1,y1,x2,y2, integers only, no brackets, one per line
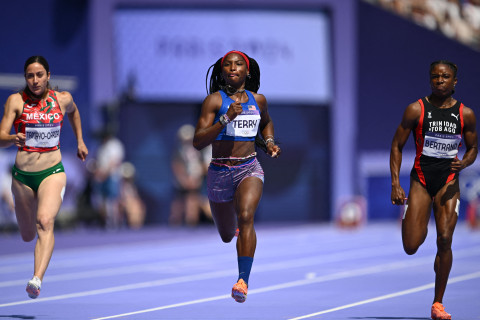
221,50,250,71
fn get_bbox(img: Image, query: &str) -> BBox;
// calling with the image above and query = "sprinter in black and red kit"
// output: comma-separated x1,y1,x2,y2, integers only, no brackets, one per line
390,60,477,320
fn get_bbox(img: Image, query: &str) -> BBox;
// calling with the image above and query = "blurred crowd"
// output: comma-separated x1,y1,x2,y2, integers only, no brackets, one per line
365,0,480,50
77,131,146,230
74,123,214,230
0,123,214,233
169,124,212,227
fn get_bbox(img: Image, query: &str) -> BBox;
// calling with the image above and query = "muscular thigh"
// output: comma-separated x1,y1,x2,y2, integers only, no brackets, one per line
210,200,236,220
234,177,263,217
433,179,459,233
37,172,66,220
12,177,37,227
210,200,237,239
403,179,433,232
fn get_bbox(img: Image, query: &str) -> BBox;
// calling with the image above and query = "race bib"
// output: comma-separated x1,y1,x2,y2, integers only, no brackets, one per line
25,123,61,148
422,131,461,159
225,109,260,138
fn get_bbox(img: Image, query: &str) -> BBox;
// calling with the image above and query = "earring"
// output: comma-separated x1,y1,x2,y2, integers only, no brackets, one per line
247,74,251,79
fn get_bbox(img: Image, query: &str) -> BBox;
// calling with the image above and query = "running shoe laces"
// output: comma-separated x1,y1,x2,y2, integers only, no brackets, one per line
26,276,41,299
431,302,451,320
231,278,248,303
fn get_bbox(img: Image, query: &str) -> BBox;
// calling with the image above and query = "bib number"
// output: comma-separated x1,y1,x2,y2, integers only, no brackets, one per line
225,113,260,138
25,123,61,148
422,132,461,159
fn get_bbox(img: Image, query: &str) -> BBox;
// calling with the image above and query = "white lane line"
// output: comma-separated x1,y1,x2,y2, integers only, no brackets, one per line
0,255,232,288
0,243,399,288
0,244,231,274
2,245,480,310
89,254,480,320
0,228,362,274
91,294,232,320
0,244,395,307
287,270,480,320
0,268,235,308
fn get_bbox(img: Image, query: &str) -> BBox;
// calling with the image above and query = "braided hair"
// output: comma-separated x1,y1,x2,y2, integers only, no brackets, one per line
205,51,260,95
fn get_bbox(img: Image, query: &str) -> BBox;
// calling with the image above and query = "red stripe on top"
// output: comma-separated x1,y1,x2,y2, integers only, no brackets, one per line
460,103,464,134
414,99,426,186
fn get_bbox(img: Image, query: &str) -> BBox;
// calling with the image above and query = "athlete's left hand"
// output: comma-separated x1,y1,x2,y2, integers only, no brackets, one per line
77,142,89,161
267,143,281,158
451,158,465,173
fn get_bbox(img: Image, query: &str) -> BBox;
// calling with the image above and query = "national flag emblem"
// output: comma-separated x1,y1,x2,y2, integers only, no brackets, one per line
248,105,256,110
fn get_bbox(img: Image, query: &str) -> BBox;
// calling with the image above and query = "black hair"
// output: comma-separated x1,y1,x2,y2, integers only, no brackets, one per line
24,55,50,75
430,60,458,78
205,51,260,95
22,55,52,96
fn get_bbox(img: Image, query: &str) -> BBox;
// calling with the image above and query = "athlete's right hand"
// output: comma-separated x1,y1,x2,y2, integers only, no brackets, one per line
14,133,25,147
226,99,243,120
391,185,406,205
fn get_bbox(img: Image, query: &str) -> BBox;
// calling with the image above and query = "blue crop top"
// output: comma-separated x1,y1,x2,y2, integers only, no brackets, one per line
214,90,261,141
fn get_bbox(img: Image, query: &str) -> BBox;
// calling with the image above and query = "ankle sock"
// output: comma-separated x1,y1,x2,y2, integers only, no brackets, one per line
237,256,253,285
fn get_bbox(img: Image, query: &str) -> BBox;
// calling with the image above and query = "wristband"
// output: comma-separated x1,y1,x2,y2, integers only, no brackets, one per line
219,114,231,126
224,113,231,123
265,138,275,145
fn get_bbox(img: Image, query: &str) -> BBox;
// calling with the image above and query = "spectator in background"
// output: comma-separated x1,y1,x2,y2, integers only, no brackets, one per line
170,124,211,226
411,0,438,30
119,161,146,229
0,164,16,230
463,0,480,32
75,159,102,227
435,0,476,46
0,55,88,299
368,0,480,49
94,130,125,229
462,0,480,45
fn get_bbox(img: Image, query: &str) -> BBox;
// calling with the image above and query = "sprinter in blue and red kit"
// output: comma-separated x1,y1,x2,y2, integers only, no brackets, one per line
193,51,281,303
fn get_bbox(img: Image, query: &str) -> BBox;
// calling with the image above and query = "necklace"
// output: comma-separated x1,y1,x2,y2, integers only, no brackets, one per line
222,85,245,96
427,95,453,108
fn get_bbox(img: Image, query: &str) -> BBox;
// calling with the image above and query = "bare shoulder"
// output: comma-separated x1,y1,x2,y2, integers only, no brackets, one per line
252,92,267,112
5,92,22,104
252,92,266,104
202,92,222,110
404,100,422,118
4,93,23,111
205,91,221,102
55,91,73,106
462,104,475,117
407,99,421,112
462,104,477,126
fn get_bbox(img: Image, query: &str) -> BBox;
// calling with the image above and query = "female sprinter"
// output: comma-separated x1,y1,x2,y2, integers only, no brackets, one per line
0,55,88,299
193,50,281,303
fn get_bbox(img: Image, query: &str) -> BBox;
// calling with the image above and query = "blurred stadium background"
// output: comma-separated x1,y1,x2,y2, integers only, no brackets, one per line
1,0,480,230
